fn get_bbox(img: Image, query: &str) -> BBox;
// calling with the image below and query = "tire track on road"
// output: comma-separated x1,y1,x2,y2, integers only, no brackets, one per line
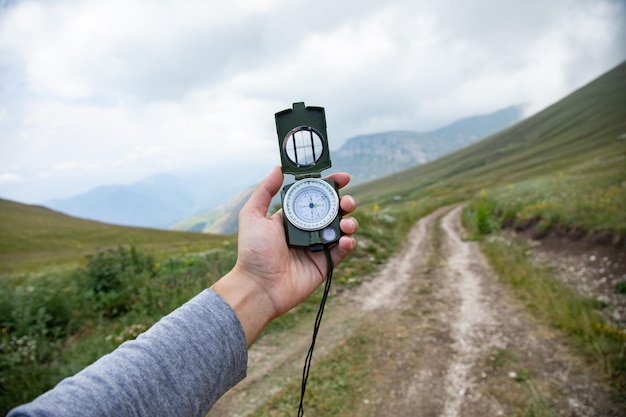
439,205,504,417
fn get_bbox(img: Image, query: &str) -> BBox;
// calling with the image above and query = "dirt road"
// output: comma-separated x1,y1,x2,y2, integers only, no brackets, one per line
209,206,620,416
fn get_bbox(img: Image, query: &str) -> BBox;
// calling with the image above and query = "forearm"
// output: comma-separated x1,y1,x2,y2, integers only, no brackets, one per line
8,290,248,417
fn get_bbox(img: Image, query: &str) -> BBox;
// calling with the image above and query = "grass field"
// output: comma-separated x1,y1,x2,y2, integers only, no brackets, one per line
1,62,625,413
0,198,233,273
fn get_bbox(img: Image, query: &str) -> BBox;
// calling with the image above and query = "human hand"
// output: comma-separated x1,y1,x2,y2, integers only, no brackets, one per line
211,166,358,345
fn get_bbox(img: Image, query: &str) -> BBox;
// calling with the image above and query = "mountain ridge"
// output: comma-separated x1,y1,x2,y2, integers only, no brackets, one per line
174,105,522,233
44,105,522,231
330,105,522,185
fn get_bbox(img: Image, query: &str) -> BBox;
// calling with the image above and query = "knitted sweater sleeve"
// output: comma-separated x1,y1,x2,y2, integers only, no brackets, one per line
8,289,248,417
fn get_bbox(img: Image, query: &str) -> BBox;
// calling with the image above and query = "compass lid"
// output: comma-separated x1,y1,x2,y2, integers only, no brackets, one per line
275,102,332,179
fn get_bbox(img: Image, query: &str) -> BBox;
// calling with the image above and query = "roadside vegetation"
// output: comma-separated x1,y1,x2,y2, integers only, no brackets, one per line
465,153,625,238
0,244,238,411
0,193,448,413
462,155,626,401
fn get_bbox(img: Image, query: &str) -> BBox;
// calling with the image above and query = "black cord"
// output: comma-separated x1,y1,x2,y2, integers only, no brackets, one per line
297,246,334,417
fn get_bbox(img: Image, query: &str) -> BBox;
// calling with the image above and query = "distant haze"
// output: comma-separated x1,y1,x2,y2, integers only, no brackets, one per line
170,105,522,234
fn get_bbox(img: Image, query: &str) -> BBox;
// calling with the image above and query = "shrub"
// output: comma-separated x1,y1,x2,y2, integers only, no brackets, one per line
0,270,84,412
463,199,497,238
0,271,82,340
83,246,156,317
475,200,495,235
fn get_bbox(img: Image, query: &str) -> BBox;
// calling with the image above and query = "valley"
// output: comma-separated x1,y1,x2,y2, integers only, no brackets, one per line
1,62,624,415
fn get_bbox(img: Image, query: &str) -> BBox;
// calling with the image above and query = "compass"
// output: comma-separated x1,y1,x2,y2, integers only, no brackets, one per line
283,178,339,232
275,102,341,250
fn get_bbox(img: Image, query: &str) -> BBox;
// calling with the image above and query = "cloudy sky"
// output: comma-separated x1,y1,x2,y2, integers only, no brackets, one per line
1,0,625,204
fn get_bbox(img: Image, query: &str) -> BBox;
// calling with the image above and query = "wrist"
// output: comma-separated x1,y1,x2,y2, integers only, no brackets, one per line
210,269,276,347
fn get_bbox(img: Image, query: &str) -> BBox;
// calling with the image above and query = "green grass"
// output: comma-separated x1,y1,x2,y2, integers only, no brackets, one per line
0,198,233,273
468,152,626,236
484,348,559,417
249,330,377,416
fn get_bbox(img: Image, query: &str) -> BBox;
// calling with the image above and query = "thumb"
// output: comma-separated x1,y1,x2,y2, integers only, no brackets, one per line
240,166,283,219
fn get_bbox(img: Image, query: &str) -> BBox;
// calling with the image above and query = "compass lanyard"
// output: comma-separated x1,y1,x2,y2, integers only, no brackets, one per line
297,245,333,417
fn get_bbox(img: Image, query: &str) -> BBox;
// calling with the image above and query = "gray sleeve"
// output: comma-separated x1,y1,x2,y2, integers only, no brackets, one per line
8,289,248,417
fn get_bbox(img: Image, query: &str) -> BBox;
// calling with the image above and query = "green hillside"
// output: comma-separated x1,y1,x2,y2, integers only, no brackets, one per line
350,61,626,240
171,185,255,234
0,199,231,273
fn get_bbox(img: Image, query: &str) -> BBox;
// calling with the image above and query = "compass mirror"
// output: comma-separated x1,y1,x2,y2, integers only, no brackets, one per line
283,126,325,168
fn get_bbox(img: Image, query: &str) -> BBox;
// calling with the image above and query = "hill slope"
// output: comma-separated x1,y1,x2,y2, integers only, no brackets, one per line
43,167,266,230
350,61,626,239
170,185,255,234
0,198,229,273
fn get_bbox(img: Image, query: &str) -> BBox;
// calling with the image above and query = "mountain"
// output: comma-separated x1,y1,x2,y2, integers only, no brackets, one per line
170,185,256,234
45,174,201,228
173,105,522,234
332,105,522,184
43,168,258,229
45,106,519,232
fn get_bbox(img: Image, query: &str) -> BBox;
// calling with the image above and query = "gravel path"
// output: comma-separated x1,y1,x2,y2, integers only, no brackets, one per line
208,206,621,416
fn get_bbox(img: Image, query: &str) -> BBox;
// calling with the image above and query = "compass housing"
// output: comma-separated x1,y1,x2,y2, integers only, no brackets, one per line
275,102,341,251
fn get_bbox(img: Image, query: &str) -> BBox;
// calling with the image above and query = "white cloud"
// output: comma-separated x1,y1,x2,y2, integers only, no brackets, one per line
0,0,624,203
0,172,23,184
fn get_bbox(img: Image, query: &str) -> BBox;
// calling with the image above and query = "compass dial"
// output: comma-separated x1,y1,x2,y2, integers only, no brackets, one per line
283,178,339,231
